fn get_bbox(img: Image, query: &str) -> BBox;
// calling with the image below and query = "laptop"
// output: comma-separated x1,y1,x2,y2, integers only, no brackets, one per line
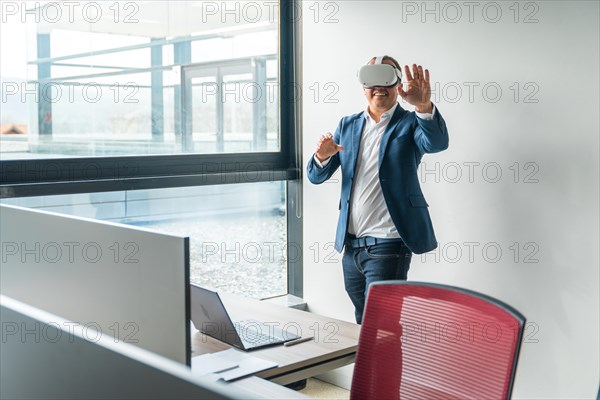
189,283,301,351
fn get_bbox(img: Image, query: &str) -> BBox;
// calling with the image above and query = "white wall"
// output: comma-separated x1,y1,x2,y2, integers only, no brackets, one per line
302,1,599,398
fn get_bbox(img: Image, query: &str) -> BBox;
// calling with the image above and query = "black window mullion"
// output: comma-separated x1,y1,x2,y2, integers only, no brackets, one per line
280,0,303,297
0,152,296,198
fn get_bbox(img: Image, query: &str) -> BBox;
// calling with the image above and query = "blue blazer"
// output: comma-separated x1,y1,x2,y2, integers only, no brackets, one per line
307,103,449,254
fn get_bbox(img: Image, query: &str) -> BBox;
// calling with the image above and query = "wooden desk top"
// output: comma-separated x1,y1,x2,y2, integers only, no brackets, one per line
191,293,360,380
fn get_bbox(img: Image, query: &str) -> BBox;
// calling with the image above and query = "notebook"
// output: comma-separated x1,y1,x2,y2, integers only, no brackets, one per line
189,283,300,350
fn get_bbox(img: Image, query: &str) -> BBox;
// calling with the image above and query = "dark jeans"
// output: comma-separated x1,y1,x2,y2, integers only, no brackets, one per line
342,240,412,324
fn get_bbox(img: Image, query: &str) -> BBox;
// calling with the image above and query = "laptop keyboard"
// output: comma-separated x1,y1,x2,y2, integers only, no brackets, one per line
235,319,282,346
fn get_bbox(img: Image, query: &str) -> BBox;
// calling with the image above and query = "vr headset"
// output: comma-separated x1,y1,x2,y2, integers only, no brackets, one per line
357,56,402,89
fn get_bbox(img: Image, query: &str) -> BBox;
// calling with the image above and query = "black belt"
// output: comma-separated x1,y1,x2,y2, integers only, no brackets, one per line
346,236,404,249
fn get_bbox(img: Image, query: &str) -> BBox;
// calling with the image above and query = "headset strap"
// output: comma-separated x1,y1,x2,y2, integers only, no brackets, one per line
375,56,384,64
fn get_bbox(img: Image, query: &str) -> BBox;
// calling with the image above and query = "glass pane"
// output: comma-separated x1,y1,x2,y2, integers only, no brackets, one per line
191,76,218,151
1,181,288,299
1,1,279,159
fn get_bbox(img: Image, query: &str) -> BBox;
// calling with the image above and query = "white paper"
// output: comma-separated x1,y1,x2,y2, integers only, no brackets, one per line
194,348,278,382
191,353,239,376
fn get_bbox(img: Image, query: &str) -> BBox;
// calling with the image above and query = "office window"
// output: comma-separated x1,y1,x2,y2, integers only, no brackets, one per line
1,181,288,299
0,0,302,297
1,1,279,158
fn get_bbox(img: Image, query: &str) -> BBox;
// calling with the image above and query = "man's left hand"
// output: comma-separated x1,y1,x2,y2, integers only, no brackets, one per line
398,64,433,113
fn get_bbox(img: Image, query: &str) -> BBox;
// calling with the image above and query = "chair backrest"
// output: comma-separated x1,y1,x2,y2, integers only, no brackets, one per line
350,281,526,400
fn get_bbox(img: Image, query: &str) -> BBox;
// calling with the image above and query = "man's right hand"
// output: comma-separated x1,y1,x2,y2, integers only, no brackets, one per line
315,132,344,162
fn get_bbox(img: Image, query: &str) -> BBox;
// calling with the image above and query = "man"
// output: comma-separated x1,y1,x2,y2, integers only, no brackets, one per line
306,55,449,324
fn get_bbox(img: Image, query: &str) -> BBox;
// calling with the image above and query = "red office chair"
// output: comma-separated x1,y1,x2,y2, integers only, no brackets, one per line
350,281,526,400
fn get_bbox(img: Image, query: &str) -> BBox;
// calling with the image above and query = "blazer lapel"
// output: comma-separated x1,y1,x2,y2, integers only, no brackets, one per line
378,104,405,169
350,117,366,177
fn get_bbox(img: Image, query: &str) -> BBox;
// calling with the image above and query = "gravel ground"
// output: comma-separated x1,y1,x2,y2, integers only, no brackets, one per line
146,213,287,299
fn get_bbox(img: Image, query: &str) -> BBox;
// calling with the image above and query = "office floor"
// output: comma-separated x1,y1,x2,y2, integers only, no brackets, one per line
299,379,350,399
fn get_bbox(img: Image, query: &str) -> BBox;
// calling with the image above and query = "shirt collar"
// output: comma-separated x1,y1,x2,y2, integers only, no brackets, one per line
363,102,399,124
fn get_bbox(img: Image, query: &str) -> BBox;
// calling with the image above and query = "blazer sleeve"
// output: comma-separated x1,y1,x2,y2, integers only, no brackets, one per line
306,121,343,184
413,104,449,154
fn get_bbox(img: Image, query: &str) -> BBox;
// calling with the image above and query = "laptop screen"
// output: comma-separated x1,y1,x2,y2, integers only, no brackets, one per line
189,284,245,349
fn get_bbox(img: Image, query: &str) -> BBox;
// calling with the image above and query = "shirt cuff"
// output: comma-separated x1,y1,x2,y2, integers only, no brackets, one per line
313,155,331,168
415,104,436,120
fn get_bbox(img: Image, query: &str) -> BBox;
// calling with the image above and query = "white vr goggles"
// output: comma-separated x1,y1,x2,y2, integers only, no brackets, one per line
357,56,402,88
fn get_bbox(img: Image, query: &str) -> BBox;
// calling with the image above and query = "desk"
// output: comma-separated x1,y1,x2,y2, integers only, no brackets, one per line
191,293,361,385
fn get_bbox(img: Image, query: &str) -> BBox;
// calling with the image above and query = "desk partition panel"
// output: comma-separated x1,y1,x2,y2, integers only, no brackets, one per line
0,294,252,399
0,204,190,365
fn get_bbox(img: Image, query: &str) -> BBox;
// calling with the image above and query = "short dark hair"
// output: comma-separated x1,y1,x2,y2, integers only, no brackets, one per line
369,55,401,70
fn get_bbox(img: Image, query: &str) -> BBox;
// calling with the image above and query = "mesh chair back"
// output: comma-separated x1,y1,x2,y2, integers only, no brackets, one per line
350,281,525,400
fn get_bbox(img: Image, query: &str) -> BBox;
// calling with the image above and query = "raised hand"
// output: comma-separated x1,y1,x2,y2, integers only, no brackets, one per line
315,132,344,162
398,64,433,113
